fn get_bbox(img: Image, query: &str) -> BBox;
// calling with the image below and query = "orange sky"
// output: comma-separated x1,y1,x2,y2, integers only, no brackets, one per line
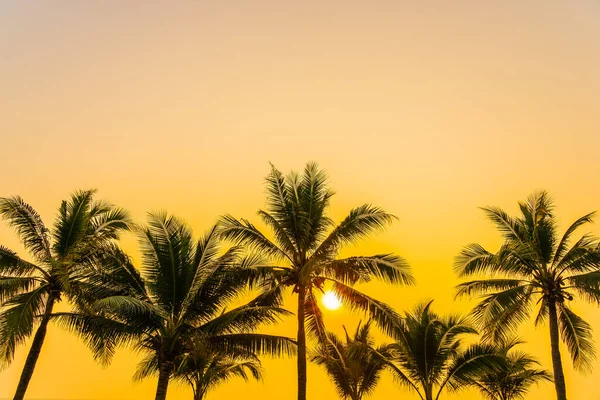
1,1,600,399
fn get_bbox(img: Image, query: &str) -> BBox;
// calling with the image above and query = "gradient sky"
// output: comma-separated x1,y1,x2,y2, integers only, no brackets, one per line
1,1,600,399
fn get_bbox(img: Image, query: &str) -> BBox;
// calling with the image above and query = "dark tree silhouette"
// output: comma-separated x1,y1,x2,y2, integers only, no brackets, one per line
0,190,130,400
312,321,396,400
57,213,295,400
219,162,414,400
455,191,600,400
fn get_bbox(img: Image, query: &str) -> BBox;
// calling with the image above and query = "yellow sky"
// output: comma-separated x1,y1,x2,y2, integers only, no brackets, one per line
1,1,600,399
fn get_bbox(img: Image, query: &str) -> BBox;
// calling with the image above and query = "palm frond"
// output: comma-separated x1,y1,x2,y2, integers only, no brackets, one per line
199,305,291,335
0,285,48,366
219,215,291,262
264,163,296,240
312,205,397,260
0,276,40,304
320,254,414,286
553,212,596,266
133,353,159,381
296,162,335,253
139,211,195,314
455,279,526,299
472,285,533,343
557,305,595,372
440,343,501,395
0,246,47,278
209,333,296,358
51,311,148,366
257,210,298,256
567,271,600,304
52,189,96,258
304,289,326,342
91,296,165,329
330,280,402,339
556,235,600,275
481,206,528,245
0,196,51,262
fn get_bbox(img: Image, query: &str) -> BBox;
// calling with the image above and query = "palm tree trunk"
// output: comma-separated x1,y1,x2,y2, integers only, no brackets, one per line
425,385,434,400
297,285,307,400
155,360,172,400
548,300,567,400
13,296,55,400
193,389,204,400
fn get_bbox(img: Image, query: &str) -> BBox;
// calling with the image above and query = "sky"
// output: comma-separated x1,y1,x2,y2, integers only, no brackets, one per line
1,1,600,399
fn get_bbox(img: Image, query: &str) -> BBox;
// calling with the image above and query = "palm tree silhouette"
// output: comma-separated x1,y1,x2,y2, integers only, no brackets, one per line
172,335,263,400
389,301,499,400
57,213,295,400
0,190,130,400
219,162,414,400
473,338,552,400
455,191,600,400
311,321,395,400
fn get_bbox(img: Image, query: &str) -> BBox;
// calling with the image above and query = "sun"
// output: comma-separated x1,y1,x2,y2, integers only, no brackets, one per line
322,290,342,310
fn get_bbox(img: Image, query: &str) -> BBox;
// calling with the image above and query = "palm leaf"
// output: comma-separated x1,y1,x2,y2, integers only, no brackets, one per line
557,305,595,372
0,196,51,262
329,280,402,339
312,204,397,260
0,285,48,366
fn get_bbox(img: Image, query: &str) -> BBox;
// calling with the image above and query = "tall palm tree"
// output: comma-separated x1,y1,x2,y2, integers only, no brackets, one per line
0,190,130,400
454,191,600,400
311,321,395,400
472,338,552,400
171,335,263,400
219,162,414,400
58,213,295,400
389,301,499,400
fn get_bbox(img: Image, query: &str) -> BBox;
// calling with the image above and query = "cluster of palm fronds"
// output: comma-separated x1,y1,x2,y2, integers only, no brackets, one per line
1,163,598,400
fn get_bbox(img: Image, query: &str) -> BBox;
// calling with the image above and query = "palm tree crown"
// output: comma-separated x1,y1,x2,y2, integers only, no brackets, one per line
454,191,600,400
219,162,414,400
390,301,499,400
59,213,295,400
0,190,130,400
473,338,552,400
311,321,395,400
173,335,264,400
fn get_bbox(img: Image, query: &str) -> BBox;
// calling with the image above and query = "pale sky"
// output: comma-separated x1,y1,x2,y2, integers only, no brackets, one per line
1,1,600,399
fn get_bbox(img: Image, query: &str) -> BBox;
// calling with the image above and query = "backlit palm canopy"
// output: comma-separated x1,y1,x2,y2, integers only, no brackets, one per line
390,301,499,400
219,162,414,400
59,213,295,400
454,191,600,400
473,338,552,400
0,190,130,400
173,335,263,400
311,321,396,400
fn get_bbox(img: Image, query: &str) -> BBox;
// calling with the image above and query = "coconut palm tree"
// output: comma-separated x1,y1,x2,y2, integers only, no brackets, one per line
454,191,600,400
389,301,499,400
311,321,396,400
57,213,295,400
219,162,414,400
171,335,263,400
472,338,552,400
0,190,130,400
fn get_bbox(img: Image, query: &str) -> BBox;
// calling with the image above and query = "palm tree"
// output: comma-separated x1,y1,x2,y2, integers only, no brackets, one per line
472,338,552,400
0,190,130,400
219,162,414,400
389,301,499,400
311,321,395,400
454,191,600,400
58,213,296,400
172,335,263,400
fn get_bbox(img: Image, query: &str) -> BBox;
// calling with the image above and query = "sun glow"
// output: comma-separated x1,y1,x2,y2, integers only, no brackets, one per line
322,291,342,311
